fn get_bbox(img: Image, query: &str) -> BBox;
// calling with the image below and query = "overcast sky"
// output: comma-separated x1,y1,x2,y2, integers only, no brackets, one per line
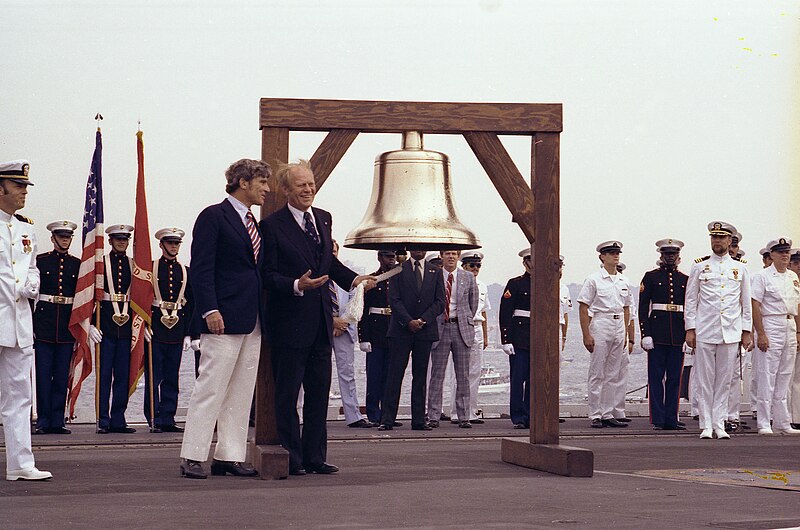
2,0,798,287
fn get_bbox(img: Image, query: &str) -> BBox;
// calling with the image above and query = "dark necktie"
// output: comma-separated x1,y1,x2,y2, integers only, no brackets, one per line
303,211,320,245
245,210,261,261
444,272,454,320
414,260,423,290
329,280,339,316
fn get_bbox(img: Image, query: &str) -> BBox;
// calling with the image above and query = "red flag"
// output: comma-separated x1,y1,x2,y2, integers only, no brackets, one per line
67,129,105,418
128,130,154,396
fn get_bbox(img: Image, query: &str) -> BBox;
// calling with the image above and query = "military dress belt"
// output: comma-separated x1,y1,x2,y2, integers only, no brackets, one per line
512,310,530,318
102,293,130,302
762,314,793,319
652,303,684,312
152,300,183,310
368,307,391,316
594,312,622,319
39,294,74,304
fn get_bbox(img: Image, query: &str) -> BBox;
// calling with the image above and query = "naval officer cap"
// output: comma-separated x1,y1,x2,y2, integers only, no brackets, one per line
655,238,684,253
737,250,746,258
707,221,736,237
47,220,78,236
155,227,185,242
766,237,793,252
616,262,627,272
518,247,531,259
425,252,442,264
759,247,769,257
460,250,484,264
106,224,134,239
790,248,800,260
0,159,34,186
732,232,743,245
596,240,623,254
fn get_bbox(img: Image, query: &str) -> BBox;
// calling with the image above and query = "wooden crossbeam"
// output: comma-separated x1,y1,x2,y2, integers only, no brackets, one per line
309,129,359,189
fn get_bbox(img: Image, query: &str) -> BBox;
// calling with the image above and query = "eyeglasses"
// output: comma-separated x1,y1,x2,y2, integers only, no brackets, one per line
465,263,481,269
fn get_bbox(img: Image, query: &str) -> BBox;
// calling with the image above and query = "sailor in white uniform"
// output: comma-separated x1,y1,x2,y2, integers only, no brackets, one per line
788,248,800,429
750,238,800,435
609,262,636,423
685,221,753,440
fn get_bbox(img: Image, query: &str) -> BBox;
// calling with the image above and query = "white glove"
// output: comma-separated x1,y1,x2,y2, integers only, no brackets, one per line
502,344,515,356
359,342,372,353
88,325,103,346
182,336,191,352
641,336,654,351
190,339,201,352
144,327,152,342
682,341,694,355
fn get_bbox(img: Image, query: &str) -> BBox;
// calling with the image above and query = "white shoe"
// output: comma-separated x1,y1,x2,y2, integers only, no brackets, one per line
775,427,800,435
6,467,53,481
699,428,713,439
758,428,774,435
714,428,730,439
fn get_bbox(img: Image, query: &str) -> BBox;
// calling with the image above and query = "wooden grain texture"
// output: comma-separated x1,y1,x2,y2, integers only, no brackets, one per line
309,129,359,190
463,132,535,242
260,98,562,134
255,126,289,446
530,132,561,445
502,438,593,477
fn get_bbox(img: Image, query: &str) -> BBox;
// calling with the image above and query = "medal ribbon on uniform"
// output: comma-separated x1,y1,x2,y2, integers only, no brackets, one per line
152,259,187,329
105,254,131,326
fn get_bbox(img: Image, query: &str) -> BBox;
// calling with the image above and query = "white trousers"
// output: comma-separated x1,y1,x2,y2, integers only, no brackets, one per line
587,317,625,420
180,325,261,462
450,333,483,420
749,348,759,410
756,316,797,430
0,344,36,473
789,339,800,424
693,341,738,431
332,333,364,424
610,348,630,419
726,348,745,421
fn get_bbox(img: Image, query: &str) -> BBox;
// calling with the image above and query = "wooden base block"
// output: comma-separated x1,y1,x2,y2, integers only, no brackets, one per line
501,438,593,477
249,443,289,480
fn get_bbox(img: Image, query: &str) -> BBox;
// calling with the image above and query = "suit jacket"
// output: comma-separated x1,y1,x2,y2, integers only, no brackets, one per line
436,268,478,347
261,205,357,349
638,266,688,347
190,199,265,335
34,250,79,343
387,259,445,342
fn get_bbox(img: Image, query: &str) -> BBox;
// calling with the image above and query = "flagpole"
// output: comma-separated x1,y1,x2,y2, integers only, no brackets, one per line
147,334,156,431
94,302,101,427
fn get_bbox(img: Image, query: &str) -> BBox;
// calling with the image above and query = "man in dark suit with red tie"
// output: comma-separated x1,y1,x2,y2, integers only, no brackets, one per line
378,250,446,431
261,159,375,476
179,158,271,479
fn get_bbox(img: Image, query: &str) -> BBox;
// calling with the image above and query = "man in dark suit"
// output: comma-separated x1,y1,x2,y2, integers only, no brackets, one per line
378,250,445,431
262,159,375,476
179,158,271,479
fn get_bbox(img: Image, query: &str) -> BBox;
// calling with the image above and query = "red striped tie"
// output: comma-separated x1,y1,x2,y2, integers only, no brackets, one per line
245,210,261,261
444,272,453,320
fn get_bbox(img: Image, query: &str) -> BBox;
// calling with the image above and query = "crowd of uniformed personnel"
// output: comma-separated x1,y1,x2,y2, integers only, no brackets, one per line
2,157,799,481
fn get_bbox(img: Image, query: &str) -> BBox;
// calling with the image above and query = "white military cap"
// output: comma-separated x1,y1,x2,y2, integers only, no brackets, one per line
655,238,684,252
155,227,185,242
759,247,769,257
518,247,531,258
737,250,746,257
766,237,792,252
0,159,34,186
790,248,800,259
616,262,627,272
460,250,484,263
707,221,736,237
732,231,743,245
47,220,77,235
425,252,442,263
105,224,134,239
596,240,623,253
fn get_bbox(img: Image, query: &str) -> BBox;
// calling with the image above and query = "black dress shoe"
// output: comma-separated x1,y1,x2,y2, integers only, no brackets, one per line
32,427,47,435
150,427,163,433
306,463,338,474
677,421,686,427
439,413,451,421
470,419,485,424
109,426,137,434
450,419,460,424
411,424,432,431
180,459,207,479
428,420,440,428
96,427,109,434
513,423,527,429
392,421,403,427
377,424,393,431
289,467,306,476
558,418,565,423
663,424,687,431
616,417,632,423
459,421,472,429
48,427,71,434
602,418,628,428
347,419,373,428
161,423,184,433
791,423,800,430
652,424,665,430
590,418,604,428
210,459,258,477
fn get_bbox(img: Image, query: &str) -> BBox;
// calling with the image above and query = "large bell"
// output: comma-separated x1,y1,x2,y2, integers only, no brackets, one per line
344,131,481,251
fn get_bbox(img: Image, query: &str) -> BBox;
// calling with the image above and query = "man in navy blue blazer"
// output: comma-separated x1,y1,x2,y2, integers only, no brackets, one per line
262,159,375,476
179,158,271,479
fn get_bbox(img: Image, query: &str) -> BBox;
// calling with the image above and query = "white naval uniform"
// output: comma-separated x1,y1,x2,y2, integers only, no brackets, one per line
449,278,490,421
0,211,40,474
751,265,800,431
331,282,366,425
559,283,572,337
685,253,752,431
578,268,633,421
610,275,636,420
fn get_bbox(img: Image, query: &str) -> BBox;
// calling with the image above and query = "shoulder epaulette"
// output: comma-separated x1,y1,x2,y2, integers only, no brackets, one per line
694,256,710,263
14,214,33,224
732,256,747,263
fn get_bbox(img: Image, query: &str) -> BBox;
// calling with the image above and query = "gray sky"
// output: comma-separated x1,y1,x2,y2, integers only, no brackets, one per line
2,0,798,287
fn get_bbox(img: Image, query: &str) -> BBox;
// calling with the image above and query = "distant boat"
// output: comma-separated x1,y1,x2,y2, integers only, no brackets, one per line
478,364,509,394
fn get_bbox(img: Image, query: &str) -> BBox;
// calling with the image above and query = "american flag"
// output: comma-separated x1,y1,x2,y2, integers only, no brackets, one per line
66,129,105,418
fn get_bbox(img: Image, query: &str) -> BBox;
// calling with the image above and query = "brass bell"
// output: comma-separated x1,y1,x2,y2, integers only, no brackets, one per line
344,131,481,251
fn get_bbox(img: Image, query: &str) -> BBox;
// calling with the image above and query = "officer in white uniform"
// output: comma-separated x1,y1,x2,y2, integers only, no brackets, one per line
750,238,800,435
559,255,572,352
685,221,753,440
0,160,52,481
577,241,633,428
608,262,636,423
788,248,800,429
